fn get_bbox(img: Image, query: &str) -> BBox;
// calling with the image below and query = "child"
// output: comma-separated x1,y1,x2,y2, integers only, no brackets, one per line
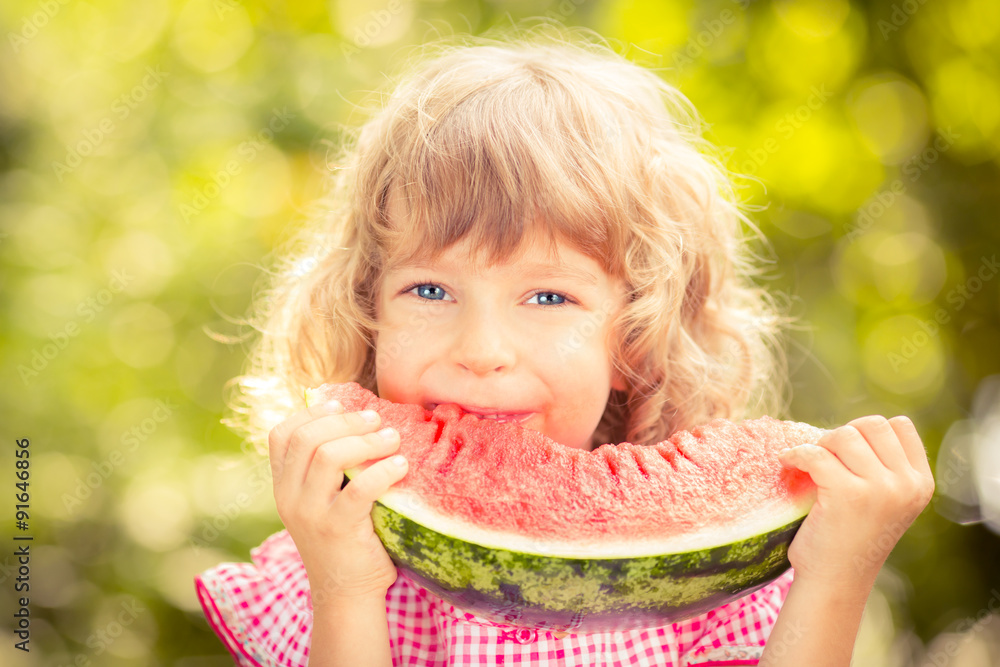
195,24,935,667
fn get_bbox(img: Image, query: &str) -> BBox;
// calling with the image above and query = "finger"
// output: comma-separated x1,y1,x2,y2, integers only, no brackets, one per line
888,415,933,479
334,454,409,526
282,409,384,491
779,443,859,490
812,425,885,479
269,399,346,481
846,415,910,473
299,427,401,507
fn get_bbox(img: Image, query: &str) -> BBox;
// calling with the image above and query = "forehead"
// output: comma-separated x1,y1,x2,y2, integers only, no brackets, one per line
382,188,605,280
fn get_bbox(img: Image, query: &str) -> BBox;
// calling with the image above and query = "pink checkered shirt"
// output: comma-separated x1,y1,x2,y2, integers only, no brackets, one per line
195,530,794,666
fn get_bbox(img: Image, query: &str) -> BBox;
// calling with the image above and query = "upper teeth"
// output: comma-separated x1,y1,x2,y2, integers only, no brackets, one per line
427,404,523,420
478,413,526,421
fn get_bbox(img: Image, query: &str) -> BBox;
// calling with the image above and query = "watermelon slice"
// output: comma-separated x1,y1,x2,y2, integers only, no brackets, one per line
304,382,820,632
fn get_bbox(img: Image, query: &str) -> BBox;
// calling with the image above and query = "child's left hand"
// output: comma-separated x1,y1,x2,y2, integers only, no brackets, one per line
778,415,935,592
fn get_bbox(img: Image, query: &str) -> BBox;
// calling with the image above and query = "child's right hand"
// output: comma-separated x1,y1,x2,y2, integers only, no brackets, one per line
268,399,408,607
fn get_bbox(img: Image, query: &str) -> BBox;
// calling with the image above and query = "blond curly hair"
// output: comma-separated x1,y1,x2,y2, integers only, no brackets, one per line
224,23,793,455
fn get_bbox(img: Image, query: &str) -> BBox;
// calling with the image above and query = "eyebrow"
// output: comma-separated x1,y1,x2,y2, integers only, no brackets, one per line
389,259,600,287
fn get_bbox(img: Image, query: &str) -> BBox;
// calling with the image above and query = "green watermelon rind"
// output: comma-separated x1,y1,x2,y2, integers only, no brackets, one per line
369,497,803,632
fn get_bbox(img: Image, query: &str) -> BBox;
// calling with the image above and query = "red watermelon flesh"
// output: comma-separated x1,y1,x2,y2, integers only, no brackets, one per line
309,382,820,549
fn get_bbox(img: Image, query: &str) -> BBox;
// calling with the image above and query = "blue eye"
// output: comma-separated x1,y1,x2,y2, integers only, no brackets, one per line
415,284,446,300
530,292,566,306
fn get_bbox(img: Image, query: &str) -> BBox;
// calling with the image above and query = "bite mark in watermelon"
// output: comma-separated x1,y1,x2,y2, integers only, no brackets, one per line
304,382,820,632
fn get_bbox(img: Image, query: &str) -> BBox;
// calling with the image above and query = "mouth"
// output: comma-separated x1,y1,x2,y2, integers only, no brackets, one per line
427,402,535,424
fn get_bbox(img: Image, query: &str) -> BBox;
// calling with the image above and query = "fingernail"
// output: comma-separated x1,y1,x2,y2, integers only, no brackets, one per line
324,400,343,412
377,427,396,440
391,455,407,466
360,410,378,423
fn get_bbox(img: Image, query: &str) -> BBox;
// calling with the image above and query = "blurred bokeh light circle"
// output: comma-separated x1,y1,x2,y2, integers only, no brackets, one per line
848,73,931,164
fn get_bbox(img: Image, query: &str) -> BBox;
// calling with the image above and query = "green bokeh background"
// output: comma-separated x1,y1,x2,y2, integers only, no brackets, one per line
2,0,999,664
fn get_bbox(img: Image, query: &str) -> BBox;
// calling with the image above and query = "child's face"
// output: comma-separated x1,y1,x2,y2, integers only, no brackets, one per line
374,232,627,451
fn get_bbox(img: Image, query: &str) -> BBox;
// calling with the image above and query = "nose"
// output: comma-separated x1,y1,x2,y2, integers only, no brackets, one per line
449,306,516,376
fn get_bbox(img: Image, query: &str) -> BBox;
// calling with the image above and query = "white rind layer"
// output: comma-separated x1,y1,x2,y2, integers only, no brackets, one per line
346,465,815,559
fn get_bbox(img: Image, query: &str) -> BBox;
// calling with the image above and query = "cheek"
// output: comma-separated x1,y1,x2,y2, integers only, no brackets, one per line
552,309,615,362
374,321,439,400
375,329,418,372
374,336,411,404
